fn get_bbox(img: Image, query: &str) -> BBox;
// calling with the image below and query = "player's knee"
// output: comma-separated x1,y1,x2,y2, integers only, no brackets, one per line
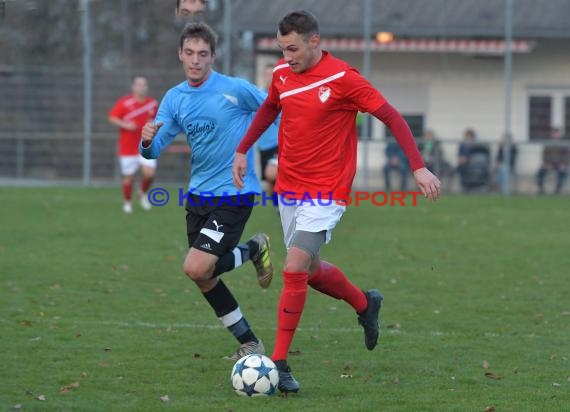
284,261,308,273
183,260,211,282
285,231,325,273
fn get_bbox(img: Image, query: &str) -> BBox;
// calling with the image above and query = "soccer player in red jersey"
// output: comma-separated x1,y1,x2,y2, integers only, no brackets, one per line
108,76,158,214
233,11,441,393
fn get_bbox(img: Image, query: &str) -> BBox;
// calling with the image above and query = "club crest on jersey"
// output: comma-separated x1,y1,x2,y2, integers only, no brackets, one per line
318,86,331,103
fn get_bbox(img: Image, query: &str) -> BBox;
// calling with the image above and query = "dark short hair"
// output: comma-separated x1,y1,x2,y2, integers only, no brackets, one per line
176,0,207,10
179,22,217,54
278,10,319,39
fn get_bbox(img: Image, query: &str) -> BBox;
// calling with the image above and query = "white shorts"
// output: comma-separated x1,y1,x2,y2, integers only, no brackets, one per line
278,199,346,249
119,155,157,176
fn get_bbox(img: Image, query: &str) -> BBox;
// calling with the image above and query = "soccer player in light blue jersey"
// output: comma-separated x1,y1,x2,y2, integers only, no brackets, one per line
140,22,277,360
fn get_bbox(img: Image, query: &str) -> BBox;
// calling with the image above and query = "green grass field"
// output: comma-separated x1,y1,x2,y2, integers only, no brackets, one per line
1,187,569,411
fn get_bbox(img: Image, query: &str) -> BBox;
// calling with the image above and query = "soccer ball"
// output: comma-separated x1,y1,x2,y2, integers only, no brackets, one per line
230,354,279,397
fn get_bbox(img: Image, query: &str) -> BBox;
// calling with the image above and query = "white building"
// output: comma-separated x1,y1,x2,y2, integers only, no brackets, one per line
232,0,570,186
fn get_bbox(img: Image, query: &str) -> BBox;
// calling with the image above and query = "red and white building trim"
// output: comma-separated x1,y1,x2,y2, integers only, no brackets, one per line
257,37,535,55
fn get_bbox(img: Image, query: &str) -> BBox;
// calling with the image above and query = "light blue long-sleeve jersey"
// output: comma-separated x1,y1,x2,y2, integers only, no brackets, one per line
140,71,273,196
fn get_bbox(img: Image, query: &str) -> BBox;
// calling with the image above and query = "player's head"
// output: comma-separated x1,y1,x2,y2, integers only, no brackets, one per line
131,76,148,99
178,22,217,85
277,10,321,73
175,0,207,20
263,63,274,89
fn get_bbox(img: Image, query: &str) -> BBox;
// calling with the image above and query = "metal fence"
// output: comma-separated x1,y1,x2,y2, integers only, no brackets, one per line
1,131,568,195
1,0,569,195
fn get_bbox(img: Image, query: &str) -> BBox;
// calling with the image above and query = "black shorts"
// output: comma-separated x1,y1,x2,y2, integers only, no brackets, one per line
259,146,278,181
185,194,254,256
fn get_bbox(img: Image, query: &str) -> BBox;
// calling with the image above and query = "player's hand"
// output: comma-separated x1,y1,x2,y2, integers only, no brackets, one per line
141,121,163,143
232,152,247,190
123,121,138,131
413,167,441,201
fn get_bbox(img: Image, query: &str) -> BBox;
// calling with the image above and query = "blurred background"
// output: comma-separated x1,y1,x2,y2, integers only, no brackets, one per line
1,0,569,195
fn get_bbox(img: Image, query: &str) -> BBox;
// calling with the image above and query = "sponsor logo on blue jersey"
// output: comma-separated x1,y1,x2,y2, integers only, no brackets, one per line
186,116,217,138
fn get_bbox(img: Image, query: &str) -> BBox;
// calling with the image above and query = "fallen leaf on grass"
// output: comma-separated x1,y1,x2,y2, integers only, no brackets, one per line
567,376,570,382
60,382,80,393
160,395,170,402
552,382,561,387
483,406,496,412
36,395,46,401
386,323,401,329
288,350,302,356
393,377,400,384
13,404,22,410
340,373,353,378
104,347,112,352
19,320,32,327
193,353,201,358
80,372,89,379
484,372,502,380
483,360,489,369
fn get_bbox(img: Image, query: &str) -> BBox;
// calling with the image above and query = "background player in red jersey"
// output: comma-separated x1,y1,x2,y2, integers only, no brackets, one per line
108,76,158,214
233,10,441,393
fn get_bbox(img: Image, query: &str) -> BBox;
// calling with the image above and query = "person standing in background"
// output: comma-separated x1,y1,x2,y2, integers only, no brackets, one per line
108,76,158,214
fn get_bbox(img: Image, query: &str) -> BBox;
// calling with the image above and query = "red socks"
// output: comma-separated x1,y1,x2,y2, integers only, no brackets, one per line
122,182,133,201
140,177,153,194
271,264,367,361
308,261,368,314
271,271,309,361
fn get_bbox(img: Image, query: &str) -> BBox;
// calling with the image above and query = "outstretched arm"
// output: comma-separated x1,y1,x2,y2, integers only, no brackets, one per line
372,103,441,200
139,91,182,159
233,99,280,189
